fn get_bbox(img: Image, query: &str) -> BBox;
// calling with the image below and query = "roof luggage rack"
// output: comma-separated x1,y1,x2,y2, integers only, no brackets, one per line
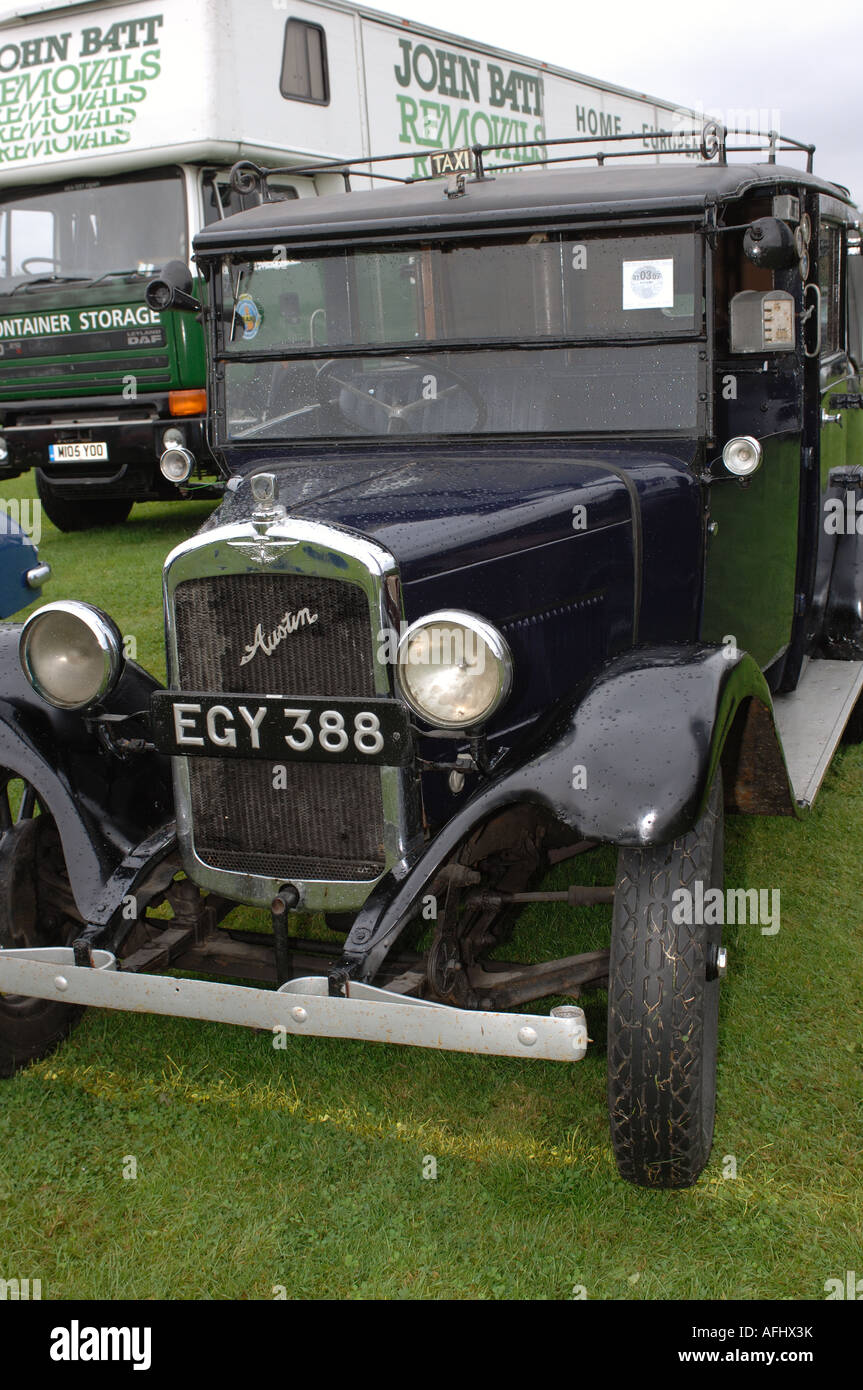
231,121,817,198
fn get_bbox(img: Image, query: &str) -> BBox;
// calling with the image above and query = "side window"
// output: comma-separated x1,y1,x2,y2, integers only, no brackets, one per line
280,20,329,104
818,223,843,358
0,207,54,279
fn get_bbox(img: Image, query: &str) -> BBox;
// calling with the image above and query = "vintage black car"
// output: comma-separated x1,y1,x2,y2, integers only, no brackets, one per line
1,126,862,1189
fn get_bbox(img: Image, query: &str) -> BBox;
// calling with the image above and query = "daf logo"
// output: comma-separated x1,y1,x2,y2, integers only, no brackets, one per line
240,608,319,665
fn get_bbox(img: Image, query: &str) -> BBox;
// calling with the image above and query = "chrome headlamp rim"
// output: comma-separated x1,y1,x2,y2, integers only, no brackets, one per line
395,608,513,730
160,445,194,483
19,599,124,710
722,434,763,477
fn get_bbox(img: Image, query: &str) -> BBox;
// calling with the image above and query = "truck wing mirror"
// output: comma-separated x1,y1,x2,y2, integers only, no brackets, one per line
146,260,199,313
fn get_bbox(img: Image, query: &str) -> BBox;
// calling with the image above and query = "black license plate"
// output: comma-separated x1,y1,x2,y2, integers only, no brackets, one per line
151,692,412,766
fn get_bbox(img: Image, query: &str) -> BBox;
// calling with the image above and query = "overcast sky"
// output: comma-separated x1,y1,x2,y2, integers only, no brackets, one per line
379,0,861,205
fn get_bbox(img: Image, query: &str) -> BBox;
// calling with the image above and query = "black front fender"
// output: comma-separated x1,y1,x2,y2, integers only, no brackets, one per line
340,643,793,979
0,625,176,927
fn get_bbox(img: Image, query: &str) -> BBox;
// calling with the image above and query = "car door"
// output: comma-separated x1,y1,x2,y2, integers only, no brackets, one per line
701,198,804,673
806,206,863,648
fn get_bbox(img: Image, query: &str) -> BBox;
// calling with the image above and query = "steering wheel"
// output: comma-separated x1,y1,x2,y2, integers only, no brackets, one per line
20,256,60,274
315,357,487,434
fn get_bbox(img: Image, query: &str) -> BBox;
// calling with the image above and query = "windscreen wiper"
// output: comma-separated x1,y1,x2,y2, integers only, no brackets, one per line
84,267,157,287
11,274,89,293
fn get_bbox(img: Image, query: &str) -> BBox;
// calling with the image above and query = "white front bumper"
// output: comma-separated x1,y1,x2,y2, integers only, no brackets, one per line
0,947,588,1063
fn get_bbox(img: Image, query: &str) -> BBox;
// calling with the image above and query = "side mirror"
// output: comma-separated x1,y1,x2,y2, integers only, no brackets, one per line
146,260,199,313
743,217,798,270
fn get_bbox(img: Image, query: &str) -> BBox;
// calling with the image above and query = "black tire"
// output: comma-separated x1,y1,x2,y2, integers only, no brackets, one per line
607,772,724,1188
36,475,132,532
0,774,83,1078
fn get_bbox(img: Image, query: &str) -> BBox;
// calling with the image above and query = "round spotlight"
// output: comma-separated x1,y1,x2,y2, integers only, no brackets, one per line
162,426,185,450
159,446,194,483
396,610,512,729
145,280,173,311
722,435,763,477
0,437,8,464
19,601,124,710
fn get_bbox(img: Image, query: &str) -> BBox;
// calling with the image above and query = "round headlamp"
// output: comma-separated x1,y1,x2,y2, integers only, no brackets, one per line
19,601,124,710
160,445,194,483
722,435,763,478
396,610,512,729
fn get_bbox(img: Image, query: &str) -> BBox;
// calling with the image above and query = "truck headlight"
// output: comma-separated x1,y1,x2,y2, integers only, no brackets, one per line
396,610,512,728
160,445,194,483
19,601,124,710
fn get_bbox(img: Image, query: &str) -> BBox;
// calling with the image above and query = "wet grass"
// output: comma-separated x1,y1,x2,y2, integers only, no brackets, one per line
0,473,861,1300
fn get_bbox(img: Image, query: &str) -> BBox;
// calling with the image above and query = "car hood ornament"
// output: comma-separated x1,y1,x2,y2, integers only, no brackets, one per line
227,473,296,565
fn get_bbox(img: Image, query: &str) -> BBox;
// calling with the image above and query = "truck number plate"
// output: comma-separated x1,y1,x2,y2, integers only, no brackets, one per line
48,441,108,462
151,692,413,766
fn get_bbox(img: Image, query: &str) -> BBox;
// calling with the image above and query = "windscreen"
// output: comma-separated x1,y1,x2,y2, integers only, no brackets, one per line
0,169,186,291
218,229,703,439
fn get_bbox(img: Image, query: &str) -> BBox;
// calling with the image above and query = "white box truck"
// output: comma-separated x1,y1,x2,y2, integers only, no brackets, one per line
0,0,696,529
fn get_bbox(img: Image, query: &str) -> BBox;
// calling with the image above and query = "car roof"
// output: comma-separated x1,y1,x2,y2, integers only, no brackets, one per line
194,160,856,256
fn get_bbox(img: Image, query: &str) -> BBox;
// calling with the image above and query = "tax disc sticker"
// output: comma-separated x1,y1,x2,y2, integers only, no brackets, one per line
622,258,674,310
235,293,262,339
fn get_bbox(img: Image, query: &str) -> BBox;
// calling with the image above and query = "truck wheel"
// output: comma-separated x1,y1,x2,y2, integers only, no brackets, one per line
0,772,84,1078
35,477,132,532
607,772,724,1188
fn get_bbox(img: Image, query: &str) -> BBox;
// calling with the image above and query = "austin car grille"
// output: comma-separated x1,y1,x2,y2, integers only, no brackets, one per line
173,572,386,881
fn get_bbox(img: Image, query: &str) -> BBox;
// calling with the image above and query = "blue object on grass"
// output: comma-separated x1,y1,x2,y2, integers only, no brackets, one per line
0,510,49,619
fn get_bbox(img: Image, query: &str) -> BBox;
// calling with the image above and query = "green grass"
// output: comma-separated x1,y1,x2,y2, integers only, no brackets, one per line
1,473,861,1300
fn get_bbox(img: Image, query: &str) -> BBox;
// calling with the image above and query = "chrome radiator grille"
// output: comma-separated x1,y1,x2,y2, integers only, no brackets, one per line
173,572,386,881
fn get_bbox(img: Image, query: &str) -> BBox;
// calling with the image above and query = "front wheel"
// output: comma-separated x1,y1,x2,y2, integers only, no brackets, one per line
607,772,724,1188
36,475,132,532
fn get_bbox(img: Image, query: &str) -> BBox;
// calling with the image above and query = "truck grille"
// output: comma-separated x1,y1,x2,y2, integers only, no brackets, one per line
173,572,386,881
0,322,170,400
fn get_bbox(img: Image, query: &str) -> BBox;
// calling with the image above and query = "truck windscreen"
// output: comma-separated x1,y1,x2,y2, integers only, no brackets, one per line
219,229,703,439
0,169,187,290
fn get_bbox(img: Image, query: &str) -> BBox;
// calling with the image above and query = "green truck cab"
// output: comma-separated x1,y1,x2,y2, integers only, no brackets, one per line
0,166,216,528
